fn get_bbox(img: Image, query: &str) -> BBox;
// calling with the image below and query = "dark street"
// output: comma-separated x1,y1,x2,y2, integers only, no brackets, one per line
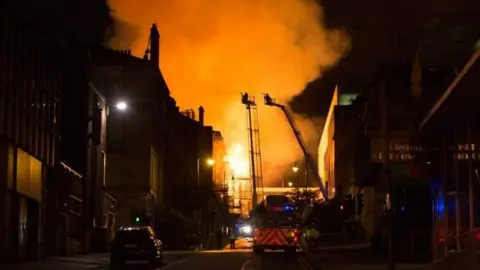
7,250,315,270
104,251,314,270
8,248,437,270
2,1,480,270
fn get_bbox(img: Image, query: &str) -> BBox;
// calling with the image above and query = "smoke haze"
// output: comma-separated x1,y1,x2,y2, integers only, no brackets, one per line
108,0,350,184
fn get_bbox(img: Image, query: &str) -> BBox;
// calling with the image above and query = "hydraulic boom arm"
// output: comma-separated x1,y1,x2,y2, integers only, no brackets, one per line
264,94,328,200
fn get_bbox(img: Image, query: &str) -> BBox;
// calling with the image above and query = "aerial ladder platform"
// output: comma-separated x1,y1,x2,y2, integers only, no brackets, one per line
263,94,328,200
241,93,264,210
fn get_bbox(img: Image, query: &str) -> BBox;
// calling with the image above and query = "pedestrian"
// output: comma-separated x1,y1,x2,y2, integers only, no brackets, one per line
230,232,236,249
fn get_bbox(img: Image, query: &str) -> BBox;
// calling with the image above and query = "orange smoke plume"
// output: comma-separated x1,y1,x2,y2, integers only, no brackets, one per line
108,0,350,184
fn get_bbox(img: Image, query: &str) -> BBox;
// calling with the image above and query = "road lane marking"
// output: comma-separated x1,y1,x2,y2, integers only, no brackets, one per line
297,255,315,270
162,258,187,269
240,259,250,270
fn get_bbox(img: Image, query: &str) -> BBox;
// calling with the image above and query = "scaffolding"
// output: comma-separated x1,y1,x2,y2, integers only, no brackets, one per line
236,177,252,215
227,171,251,215
241,93,264,210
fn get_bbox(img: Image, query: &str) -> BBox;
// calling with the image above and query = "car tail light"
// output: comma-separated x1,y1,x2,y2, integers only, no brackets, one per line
438,228,446,243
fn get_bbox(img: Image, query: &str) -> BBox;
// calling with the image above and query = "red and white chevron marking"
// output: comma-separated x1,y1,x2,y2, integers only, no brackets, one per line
255,229,290,246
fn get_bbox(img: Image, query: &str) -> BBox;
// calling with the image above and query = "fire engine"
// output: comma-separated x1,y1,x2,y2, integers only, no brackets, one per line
251,195,301,253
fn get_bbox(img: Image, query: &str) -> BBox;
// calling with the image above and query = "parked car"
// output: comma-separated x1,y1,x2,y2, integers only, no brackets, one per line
110,225,163,268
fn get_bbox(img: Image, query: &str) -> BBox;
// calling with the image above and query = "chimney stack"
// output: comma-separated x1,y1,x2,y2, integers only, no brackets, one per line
198,106,204,126
149,23,160,67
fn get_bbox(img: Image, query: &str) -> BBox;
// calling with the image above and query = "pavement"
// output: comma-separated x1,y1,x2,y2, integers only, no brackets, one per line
3,253,109,270
5,251,195,270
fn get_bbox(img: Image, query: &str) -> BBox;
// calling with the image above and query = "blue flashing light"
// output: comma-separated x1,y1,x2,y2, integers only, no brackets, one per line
284,204,295,212
437,194,445,215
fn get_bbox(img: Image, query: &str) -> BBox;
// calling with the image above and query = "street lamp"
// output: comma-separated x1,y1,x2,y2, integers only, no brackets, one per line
292,164,300,199
197,157,216,187
196,157,216,251
114,101,127,111
288,182,293,187
206,158,215,166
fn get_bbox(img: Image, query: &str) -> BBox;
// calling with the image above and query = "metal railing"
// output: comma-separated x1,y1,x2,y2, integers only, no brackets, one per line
451,227,480,252
435,227,480,269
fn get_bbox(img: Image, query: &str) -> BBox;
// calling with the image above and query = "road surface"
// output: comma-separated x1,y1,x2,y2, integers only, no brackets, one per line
7,250,314,270
7,249,433,270
7,237,431,270
99,250,313,270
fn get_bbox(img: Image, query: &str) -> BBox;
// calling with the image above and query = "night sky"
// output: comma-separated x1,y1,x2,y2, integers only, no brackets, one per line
292,0,480,117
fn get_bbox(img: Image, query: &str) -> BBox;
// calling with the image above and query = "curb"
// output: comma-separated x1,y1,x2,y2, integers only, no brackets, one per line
47,258,108,265
309,243,370,251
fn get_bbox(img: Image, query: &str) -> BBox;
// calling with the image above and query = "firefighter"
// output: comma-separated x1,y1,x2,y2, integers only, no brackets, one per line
230,231,236,249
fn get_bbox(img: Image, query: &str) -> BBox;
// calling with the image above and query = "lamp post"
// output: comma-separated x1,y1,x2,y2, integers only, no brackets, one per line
292,164,300,199
87,95,128,252
196,157,215,250
197,158,215,187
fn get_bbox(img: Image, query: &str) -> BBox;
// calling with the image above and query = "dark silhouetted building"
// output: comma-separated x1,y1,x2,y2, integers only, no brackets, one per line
165,104,228,249
413,50,480,267
0,5,61,261
89,27,169,235
318,87,359,199
328,60,461,260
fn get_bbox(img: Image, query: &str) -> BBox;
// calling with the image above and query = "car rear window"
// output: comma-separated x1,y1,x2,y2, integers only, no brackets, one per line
115,229,151,244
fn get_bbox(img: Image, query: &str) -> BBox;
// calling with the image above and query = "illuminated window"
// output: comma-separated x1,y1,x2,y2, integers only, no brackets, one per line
102,151,106,186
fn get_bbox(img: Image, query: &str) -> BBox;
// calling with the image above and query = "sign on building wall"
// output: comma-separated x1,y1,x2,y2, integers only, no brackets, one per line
450,143,480,161
370,138,425,163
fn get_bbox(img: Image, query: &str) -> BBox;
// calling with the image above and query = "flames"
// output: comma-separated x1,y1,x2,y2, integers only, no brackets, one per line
225,143,249,178
107,0,351,184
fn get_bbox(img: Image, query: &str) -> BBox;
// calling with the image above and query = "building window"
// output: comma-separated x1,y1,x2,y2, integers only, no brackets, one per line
150,147,158,194
70,195,82,216
0,97,4,134
102,150,106,186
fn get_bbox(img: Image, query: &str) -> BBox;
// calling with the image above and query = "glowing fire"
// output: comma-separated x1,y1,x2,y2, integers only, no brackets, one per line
226,143,249,178
108,0,351,184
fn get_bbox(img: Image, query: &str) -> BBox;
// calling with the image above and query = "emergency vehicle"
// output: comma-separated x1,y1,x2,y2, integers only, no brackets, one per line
251,195,301,253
